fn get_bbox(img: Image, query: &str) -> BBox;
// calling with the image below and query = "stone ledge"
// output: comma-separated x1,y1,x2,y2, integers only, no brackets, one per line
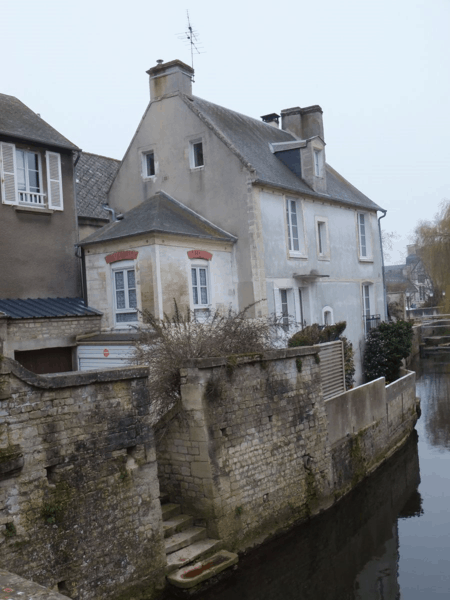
0,357,149,389
182,345,319,369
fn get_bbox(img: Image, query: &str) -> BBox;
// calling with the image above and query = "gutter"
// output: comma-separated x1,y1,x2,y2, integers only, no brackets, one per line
378,209,388,320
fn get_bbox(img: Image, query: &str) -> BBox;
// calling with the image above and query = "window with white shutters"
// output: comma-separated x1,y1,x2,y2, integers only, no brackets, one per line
46,151,64,210
358,212,372,260
0,142,64,210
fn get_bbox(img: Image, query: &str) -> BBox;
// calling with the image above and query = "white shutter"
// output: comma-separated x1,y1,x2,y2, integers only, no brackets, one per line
0,142,17,205
273,286,282,318
46,151,64,210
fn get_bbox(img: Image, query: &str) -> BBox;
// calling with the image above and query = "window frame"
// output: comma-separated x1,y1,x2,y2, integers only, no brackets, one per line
142,150,156,179
0,142,63,210
315,216,330,260
190,263,210,308
314,149,323,177
322,306,334,326
111,260,139,328
285,197,307,258
357,212,373,261
189,139,204,169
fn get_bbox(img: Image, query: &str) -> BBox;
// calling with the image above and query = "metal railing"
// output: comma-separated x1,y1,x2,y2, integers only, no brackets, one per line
18,191,46,205
364,314,381,335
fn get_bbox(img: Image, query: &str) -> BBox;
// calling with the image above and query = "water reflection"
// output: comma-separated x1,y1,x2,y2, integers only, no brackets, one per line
414,355,450,452
166,434,421,600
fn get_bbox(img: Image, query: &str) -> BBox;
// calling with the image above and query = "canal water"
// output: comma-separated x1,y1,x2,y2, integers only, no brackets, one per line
165,355,450,599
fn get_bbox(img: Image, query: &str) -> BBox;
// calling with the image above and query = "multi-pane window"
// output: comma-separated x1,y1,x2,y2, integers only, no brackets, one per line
144,152,155,177
286,198,305,255
280,289,289,328
191,141,204,168
16,150,40,194
359,214,367,257
114,268,138,324
191,266,209,306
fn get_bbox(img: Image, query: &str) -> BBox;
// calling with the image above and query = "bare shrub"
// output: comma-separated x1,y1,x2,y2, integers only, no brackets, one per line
134,302,283,425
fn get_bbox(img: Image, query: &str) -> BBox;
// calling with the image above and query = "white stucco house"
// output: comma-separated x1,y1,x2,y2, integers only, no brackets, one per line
81,59,386,381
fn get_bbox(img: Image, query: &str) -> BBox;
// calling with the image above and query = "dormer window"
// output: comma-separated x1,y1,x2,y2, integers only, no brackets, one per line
314,150,322,177
190,140,204,168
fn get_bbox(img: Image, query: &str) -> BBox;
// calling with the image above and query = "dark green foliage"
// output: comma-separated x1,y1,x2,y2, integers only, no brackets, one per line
288,322,355,389
342,336,356,390
363,320,414,383
296,358,303,373
288,321,347,348
4,522,16,538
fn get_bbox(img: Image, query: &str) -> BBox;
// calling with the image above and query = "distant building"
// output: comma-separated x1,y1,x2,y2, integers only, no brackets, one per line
384,244,433,319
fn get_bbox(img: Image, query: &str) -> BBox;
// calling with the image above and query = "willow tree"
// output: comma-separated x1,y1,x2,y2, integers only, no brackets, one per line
414,199,450,313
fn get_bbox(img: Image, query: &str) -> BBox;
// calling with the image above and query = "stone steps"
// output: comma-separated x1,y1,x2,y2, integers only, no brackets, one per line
160,495,237,585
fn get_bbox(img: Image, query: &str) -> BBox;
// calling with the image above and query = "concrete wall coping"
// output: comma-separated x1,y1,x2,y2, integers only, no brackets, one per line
324,376,385,404
0,357,149,389
181,345,319,369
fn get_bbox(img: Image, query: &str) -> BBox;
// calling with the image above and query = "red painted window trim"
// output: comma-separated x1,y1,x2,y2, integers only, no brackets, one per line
105,250,138,264
187,250,213,261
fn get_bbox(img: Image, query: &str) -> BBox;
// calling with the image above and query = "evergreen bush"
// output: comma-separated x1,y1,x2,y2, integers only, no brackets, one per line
363,320,413,383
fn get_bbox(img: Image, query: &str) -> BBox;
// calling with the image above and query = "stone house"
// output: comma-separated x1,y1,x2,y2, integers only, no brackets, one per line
92,59,386,381
0,94,102,372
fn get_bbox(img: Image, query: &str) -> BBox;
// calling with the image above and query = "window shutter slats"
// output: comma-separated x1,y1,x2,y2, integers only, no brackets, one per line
273,286,282,318
46,151,63,210
0,142,17,205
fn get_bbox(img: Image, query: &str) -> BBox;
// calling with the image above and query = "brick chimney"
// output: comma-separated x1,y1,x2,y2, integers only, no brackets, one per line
147,59,194,101
281,105,324,141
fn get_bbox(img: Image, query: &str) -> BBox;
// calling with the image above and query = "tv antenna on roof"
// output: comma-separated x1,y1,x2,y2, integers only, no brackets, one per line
177,10,204,80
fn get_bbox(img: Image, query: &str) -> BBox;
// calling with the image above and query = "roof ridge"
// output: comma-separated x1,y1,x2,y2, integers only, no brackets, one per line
180,94,257,175
81,151,121,162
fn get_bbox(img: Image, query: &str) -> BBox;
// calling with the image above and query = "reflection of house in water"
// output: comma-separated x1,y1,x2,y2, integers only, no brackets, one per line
193,434,421,600
385,245,434,320
418,357,450,452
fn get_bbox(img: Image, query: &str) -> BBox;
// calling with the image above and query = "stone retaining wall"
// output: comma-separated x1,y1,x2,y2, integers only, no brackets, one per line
156,348,418,552
0,358,165,600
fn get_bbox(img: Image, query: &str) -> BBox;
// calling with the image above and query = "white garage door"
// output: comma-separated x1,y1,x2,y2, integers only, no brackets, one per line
77,345,135,371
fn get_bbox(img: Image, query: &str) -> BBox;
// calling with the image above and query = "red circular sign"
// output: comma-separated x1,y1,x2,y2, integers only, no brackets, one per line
103,349,110,357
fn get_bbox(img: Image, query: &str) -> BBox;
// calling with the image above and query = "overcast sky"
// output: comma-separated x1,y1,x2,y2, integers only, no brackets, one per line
3,0,449,264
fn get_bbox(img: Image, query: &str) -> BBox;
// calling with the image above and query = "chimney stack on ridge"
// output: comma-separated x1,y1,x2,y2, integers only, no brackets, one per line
147,59,194,101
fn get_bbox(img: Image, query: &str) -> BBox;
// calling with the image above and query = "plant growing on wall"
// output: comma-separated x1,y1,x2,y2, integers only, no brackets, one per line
134,302,282,423
363,320,413,383
288,322,355,389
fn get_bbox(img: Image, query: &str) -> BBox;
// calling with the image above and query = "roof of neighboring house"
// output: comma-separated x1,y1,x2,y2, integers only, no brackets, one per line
79,190,237,246
0,297,102,319
384,265,417,293
76,152,121,219
184,95,383,212
0,93,79,151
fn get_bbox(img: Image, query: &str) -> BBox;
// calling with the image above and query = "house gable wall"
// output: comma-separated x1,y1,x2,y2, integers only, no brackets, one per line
108,95,265,313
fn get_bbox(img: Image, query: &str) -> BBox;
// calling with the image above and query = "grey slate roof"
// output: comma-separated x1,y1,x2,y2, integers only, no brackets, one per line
384,265,407,283
0,93,78,151
185,95,382,212
0,297,102,319
76,152,121,219
79,190,237,246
